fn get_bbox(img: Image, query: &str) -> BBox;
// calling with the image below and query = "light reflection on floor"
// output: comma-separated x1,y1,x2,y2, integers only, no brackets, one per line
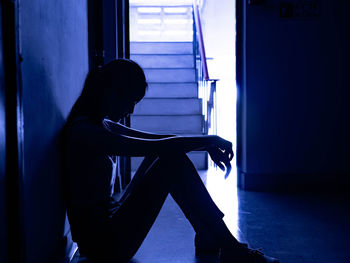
201,164,245,243
134,167,241,263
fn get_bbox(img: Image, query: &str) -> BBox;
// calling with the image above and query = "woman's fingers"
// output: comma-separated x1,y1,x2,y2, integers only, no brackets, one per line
224,162,232,179
209,149,225,171
209,136,234,161
217,138,233,156
216,160,225,171
208,147,232,177
218,149,232,178
227,148,234,161
227,145,234,160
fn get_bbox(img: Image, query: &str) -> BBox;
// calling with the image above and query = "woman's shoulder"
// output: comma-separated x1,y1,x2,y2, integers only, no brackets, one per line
64,116,103,140
66,116,99,129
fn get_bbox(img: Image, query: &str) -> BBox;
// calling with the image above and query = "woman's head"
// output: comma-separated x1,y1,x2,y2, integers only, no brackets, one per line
71,59,148,121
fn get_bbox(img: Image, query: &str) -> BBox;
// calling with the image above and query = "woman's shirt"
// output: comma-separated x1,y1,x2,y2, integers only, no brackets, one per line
64,116,119,209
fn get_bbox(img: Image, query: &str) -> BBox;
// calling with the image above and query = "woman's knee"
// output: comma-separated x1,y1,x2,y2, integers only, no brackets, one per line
158,152,187,164
157,152,194,173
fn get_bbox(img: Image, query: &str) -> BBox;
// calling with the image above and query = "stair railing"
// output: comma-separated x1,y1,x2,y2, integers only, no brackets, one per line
192,0,218,135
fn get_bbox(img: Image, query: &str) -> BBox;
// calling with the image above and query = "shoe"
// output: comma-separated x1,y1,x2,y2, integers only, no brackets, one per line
220,243,280,263
194,233,221,255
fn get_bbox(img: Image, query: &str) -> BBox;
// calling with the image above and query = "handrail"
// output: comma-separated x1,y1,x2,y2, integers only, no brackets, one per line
192,0,209,81
192,0,218,137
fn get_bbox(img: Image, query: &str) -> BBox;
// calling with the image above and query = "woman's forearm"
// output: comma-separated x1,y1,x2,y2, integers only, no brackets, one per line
112,135,211,156
168,135,215,153
103,119,177,139
73,121,215,157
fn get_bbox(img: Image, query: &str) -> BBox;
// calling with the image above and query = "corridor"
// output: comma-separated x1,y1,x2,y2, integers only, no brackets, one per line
3,1,350,263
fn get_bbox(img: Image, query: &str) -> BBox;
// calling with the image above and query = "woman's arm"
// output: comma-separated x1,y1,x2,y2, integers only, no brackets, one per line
69,119,224,157
68,118,233,177
103,119,176,139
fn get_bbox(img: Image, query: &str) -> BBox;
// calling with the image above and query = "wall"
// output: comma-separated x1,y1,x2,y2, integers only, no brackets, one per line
238,0,350,190
19,1,89,262
0,3,8,263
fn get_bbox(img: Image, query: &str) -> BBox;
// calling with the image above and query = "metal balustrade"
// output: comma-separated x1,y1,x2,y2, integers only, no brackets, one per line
193,0,218,135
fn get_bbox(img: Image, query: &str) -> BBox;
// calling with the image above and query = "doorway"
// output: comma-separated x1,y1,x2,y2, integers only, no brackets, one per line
128,0,240,239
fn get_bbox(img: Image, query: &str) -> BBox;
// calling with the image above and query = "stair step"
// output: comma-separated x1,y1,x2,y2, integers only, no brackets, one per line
131,32,193,42
145,82,198,98
131,54,194,69
131,115,203,134
134,22,193,33
131,151,207,171
134,98,201,115
130,42,193,55
144,68,196,82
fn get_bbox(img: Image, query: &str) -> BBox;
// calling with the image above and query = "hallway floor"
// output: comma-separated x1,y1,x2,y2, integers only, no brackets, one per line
132,169,350,263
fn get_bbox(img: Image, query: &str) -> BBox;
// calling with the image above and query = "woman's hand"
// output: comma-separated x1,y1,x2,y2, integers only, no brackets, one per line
159,135,233,178
207,136,234,178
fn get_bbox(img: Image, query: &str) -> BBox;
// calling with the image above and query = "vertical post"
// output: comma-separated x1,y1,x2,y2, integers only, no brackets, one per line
192,0,209,81
236,0,247,188
103,0,117,64
2,0,25,262
123,0,131,187
88,0,104,69
88,0,131,189
124,0,130,60
116,0,130,60
0,3,6,262
116,0,131,188
116,0,124,59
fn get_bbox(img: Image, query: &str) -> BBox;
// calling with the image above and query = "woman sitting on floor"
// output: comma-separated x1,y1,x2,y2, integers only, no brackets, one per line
63,59,279,263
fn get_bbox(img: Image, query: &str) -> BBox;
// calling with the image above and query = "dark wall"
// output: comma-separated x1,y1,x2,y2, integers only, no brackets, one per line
0,3,8,263
238,0,350,190
19,1,89,262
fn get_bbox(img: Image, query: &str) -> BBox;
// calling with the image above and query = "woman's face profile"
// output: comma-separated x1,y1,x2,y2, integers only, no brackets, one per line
94,60,146,122
101,84,139,121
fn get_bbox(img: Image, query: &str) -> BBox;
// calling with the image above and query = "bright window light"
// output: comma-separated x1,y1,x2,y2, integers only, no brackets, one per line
164,7,189,13
138,30,161,36
164,19,190,25
137,7,161,13
131,0,193,4
137,19,162,24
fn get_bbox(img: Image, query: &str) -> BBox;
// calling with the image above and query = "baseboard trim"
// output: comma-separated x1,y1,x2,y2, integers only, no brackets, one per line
237,169,350,192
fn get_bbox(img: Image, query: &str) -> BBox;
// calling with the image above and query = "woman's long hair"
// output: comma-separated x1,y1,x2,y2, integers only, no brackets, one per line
67,59,147,123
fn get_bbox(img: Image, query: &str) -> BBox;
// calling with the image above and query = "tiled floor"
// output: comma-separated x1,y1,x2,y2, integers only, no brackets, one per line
132,169,350,263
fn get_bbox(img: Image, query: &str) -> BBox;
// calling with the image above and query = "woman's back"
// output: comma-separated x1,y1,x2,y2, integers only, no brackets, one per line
64,116,116,207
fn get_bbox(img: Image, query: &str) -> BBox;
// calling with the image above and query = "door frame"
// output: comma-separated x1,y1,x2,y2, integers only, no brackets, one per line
1,0,26,262
87,0,131,188
236,0,247,189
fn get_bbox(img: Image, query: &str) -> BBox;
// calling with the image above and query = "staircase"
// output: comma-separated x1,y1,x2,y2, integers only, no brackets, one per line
129,3,208,171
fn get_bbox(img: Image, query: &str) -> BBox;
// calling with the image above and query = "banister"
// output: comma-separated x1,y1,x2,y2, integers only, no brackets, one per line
192,0,209,81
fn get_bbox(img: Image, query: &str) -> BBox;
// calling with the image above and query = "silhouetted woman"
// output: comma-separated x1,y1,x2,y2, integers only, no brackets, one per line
63,59,279,263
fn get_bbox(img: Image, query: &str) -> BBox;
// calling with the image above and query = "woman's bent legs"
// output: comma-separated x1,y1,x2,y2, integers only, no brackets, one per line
106,156,173,262
168,154,239,247
106,153,237,262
